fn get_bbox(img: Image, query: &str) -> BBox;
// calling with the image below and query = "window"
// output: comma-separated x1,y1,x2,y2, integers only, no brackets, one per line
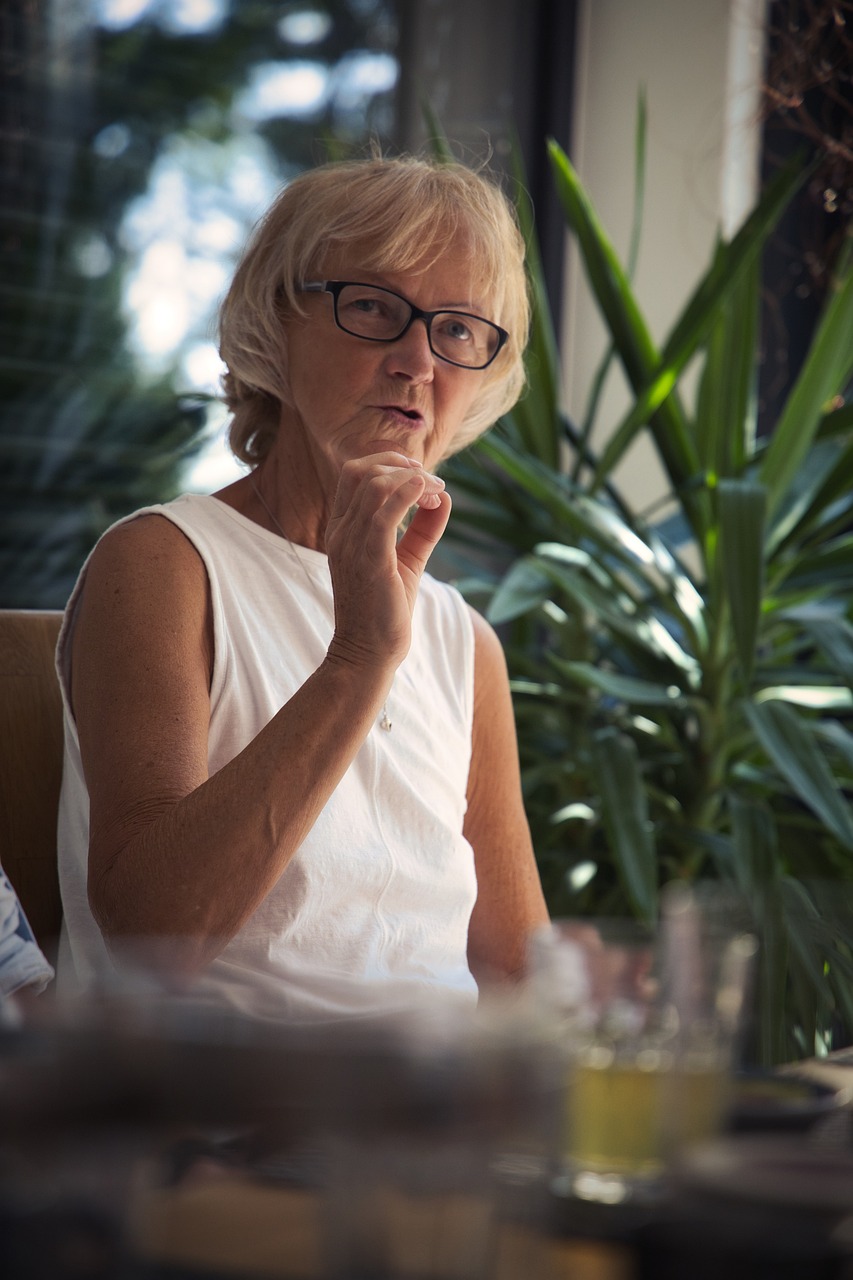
1,0,400,605
1,0,576,606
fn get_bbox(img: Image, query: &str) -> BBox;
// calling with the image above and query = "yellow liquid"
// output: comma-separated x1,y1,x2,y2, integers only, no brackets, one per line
566,1055,729,1177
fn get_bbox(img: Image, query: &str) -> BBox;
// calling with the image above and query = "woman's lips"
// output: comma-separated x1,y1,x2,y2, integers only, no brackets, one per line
375,404,425,426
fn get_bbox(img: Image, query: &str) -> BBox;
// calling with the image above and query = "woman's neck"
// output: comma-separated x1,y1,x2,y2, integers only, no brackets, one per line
216,428,333,553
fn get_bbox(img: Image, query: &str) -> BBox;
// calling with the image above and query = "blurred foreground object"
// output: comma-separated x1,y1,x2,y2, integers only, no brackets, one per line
530,885,758,1204
0,991,552,1279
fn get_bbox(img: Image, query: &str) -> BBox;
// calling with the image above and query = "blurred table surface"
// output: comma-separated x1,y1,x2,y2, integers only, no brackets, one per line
0,1006,851,1280
783,1044,853,1096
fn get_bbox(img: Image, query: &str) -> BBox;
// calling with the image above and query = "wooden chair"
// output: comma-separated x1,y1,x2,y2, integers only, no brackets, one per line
0,609,65,959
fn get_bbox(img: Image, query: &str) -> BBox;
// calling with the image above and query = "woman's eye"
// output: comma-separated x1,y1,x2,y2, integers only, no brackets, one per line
351,297,381,314
442,317,474,342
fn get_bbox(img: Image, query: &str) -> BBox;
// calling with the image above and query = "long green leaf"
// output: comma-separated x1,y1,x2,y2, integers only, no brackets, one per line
718,479,766,681
768,437,853,555
537,557,701,681
576,89,647,471
795,881,853,1040
550,659,689,707
814,721,853,774
756,894,791,1063
546,139,659,384
781,878,849,1042
420,98,456,164
745,700,853,850
590,730,658,922
695,247,760,477
487,557,553,624
659,154,806,390
724,803,790,1062
646,530,708,652
546,139,703,528
782,879,845,990
760,249,853,516
755,686,852,711
627,87,647,281
774,533,853,593
595,155,807,491
508,138,561,468
798,616,853,686
728,793,779,894
477,436,709,652
817,401,853,439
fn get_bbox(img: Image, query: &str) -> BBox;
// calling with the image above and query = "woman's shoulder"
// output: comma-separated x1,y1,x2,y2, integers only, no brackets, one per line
88,501,206,579
60,500,214,709
72,501,213,644
87,493,243,575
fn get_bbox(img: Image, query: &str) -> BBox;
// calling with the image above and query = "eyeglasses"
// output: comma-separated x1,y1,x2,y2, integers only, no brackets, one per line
301,280,508,370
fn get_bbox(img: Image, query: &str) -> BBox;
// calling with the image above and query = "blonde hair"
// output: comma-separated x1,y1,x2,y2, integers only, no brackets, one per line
219,154,529,465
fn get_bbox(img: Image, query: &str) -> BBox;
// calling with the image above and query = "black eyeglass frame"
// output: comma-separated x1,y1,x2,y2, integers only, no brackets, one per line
301,280,509,370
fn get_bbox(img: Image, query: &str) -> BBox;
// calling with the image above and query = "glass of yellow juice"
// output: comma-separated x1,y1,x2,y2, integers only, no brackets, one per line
565,1047,733,1202
529,889,755,1204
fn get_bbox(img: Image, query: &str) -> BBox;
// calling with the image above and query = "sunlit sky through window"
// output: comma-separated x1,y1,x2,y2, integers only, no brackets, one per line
235,61,329,120
97,0,229,34
277,10,334,45
95,3,398,491
118,131,280,490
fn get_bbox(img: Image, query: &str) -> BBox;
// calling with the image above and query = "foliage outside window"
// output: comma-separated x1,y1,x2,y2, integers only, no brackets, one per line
1,0,399,608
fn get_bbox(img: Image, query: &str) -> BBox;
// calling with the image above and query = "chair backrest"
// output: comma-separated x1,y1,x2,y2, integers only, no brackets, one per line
0,609,65,957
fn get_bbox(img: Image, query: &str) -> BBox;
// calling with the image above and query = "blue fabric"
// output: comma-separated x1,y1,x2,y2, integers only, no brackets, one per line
0,869,55,998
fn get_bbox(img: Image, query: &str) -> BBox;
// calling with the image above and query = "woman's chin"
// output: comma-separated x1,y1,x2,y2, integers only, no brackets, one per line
358,437,424,464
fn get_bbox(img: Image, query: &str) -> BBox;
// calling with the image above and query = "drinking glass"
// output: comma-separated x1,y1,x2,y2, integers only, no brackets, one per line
529,886,756,1204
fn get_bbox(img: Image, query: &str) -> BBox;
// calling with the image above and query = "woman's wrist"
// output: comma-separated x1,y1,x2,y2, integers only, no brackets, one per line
324,634,403,689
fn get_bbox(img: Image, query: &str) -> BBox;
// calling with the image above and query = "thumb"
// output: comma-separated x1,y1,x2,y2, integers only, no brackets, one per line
396,490,452,579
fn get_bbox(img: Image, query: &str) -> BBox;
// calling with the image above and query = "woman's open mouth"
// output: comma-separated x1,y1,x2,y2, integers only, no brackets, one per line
376,404,425,426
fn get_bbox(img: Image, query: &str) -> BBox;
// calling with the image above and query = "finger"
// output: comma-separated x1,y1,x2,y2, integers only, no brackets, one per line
334,451,420,505
396,490,452,576
414,470,446,509
335,454,444,511
360,452,444,495
334,464,444,533
327,470,428,564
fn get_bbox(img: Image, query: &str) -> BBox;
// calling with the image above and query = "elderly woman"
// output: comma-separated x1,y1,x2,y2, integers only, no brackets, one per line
56,154,549,1020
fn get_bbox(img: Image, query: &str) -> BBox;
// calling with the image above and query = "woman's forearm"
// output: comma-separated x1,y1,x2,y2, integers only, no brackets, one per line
88,650,392,976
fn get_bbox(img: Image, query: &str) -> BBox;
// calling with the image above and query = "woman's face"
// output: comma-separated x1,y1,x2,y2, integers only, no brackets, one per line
280,238,498,486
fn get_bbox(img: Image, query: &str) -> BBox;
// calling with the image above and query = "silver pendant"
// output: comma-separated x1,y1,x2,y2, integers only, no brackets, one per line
380,709,392,731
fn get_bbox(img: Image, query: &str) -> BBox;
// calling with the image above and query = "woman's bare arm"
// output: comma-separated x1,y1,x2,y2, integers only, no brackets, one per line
463,609,550,986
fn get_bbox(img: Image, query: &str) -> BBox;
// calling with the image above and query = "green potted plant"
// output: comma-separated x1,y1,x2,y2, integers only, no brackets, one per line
438,119,853,1066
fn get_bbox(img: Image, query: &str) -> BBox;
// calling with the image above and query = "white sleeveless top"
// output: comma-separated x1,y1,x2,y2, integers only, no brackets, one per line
56,494,479,1021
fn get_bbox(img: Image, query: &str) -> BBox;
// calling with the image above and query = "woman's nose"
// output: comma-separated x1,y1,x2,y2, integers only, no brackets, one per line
384,319,435,382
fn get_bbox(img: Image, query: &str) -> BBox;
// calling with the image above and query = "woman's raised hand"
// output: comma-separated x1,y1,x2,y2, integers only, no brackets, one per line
324,451,451,675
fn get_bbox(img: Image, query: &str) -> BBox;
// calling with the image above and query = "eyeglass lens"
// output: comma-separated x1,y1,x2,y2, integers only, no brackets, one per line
333,284,501,368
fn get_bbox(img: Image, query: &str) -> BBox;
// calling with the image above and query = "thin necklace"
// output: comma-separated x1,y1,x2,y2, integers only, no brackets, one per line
251,474,393,732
